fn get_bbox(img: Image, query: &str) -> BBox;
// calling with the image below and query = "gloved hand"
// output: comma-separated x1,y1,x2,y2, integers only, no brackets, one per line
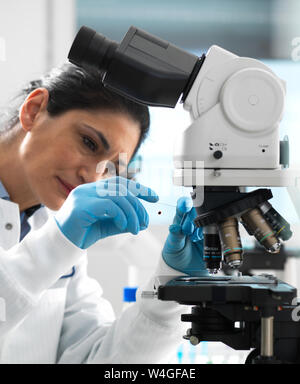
162,196,208,276
54,176,159,249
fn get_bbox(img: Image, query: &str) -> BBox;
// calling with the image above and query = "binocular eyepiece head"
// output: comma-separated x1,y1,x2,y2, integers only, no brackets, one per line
68,25,203,108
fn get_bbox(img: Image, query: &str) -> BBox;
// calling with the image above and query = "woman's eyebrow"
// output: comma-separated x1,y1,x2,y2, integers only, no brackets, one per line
82,124,110,151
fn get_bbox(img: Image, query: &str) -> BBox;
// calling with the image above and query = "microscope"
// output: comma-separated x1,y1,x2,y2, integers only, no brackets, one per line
68,26,300,364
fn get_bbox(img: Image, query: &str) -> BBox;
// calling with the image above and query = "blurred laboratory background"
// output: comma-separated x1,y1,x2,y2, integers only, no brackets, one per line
1,0,300,364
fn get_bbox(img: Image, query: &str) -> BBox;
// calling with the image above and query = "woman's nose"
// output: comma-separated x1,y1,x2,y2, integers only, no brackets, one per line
78,159,112,184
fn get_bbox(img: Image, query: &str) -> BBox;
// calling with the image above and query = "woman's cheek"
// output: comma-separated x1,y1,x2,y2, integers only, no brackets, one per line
52,145,80,168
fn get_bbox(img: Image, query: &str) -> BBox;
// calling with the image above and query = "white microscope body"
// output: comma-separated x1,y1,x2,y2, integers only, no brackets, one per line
173,45,295,188
68,26,300,269
171,46,299,271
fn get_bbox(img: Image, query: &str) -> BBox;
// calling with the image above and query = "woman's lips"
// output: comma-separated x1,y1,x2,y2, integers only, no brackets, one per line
56,177,76,196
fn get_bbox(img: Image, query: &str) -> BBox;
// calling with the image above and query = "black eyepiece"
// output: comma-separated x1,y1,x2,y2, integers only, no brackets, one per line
68,26,118,77
68,25,203,108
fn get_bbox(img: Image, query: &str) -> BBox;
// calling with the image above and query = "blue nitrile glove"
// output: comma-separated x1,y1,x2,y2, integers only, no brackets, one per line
162,196,208,276
54,176,159,249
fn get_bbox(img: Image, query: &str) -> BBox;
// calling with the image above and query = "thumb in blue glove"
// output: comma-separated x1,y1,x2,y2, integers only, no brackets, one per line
162,196,208,276
55,176,159,249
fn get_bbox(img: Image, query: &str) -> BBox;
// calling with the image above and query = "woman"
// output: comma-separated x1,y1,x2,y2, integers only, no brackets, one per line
0,63,205,363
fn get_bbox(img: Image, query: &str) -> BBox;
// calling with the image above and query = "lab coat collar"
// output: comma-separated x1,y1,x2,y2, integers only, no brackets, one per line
0,180,9,200
0,179,43,218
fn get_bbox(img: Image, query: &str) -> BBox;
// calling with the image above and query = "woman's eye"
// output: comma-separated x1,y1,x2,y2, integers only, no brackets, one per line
82,136,98,152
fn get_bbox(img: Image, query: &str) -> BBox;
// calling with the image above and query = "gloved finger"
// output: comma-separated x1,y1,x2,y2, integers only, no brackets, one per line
165,224,186,252
164,197,194,252
94,180,128,198
84,198,128,231
74,178,129,197
98,180,151,228
196,227,203,239
190,227,203,242
178,203,197,235
182,218,195,236
195,240,204,254
108,195,141,235
78,177,159,206
169,224,182,235
173,196,193,225
87,182,138,234
97,176,159,203
127,179,159,203
98,184,149,230
124,188,149,229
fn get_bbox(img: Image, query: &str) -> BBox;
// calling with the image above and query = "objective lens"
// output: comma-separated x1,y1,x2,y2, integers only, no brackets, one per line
241,208,281,253
218,217,243,269
203,225,222,274
259,202,292,241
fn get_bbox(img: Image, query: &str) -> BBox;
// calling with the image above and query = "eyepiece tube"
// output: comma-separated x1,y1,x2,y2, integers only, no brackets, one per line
68,25,203,108
68,26,118,78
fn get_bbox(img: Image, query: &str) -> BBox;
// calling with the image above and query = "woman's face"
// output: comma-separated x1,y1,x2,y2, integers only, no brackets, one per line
19,107,140,211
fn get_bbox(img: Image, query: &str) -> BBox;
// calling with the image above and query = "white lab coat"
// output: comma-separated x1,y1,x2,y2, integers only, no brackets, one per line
0,198,187,364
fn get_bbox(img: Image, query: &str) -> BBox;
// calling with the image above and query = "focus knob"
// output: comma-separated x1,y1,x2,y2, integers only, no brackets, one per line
221,68,285,134
213,150,223,159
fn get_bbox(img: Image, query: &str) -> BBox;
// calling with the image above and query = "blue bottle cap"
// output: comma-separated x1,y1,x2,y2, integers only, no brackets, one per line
123,286,138,302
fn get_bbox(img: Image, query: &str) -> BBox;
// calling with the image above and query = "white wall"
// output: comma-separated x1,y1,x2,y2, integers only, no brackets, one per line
0,0,75,106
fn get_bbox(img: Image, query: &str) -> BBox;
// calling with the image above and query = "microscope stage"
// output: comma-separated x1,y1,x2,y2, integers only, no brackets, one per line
156,275,296,307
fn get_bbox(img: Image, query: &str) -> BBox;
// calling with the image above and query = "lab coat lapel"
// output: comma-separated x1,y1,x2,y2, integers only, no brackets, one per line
27,206,49,232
